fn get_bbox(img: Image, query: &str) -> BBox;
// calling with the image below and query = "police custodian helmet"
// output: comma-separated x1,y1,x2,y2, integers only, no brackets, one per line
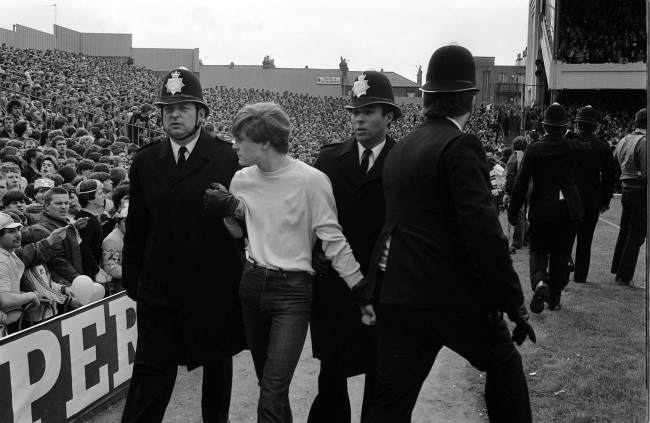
421,45,479,93
345,71,402,119
543,102,569,127
155,67,210,116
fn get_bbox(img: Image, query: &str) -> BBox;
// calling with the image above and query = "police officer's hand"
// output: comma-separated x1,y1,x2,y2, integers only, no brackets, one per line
311,244,331,275
502,194,510,208
360,304,376,326
350,277,374,306
204,183,241,218
507,305,536,346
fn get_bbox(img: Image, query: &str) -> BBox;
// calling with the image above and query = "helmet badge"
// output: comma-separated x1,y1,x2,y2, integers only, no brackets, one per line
165,70,185,96
352,73,370,98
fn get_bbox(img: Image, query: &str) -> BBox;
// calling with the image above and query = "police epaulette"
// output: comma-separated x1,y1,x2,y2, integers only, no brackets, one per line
137,140,161,151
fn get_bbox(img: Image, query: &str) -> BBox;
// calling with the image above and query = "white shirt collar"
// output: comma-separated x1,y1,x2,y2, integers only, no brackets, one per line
357,139,386,166
169,131,200,162
446,117,463,132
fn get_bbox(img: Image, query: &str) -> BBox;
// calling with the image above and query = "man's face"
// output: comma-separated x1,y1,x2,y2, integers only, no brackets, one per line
91,187,106,208
349,104,392,147
5,172,19,190
3,118,14,132
0,227,21,251
162,102,204,139
232,133,265,167
55,140,66,152
41,160,56,175
69,193,80,214
6,200,26,214
45,193,70,219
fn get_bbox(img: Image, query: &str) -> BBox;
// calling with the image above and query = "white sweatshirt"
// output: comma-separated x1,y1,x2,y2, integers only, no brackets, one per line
230,158,363,288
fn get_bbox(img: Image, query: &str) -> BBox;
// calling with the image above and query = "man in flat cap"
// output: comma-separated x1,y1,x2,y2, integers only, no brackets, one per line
612,108,647,286
308,71,400,423
365,45,534,422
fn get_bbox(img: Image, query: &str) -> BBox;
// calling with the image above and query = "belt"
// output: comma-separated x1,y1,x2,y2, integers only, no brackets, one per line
246,257,309,277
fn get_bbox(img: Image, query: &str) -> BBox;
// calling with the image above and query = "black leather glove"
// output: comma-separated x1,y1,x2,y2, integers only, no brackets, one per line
350,278,374,306
507,305,536,346
204,183,240,218
311,240,331,275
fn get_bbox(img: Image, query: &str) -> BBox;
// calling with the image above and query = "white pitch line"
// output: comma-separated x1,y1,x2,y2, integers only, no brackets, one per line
598,217,620,229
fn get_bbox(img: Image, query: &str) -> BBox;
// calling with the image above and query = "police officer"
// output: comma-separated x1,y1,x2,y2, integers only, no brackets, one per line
121,68,245,423
509,103,585,312
308,71,400,423
569,106,616,283
366,45,535,423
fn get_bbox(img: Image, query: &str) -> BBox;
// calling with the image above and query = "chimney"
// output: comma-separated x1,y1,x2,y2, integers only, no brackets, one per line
416,65,422,86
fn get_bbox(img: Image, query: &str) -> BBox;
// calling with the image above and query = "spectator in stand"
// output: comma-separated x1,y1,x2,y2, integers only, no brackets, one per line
0,213,68,332
77,160,95,179
38,187,89,285
38,156,58,179
0,116,15,139
22,148,42,183
102,204,127,294
75,179,107,282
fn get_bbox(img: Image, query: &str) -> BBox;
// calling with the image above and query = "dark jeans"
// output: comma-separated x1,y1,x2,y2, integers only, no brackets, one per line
366,304,531,423
568,212,599,282
307,361,376,423
612,188,647,282
239,260,312,423
122,296,232,423
528,220,577,295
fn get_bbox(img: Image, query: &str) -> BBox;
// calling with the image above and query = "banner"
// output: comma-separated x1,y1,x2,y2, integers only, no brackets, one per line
0,292,137,423
316,76,341,85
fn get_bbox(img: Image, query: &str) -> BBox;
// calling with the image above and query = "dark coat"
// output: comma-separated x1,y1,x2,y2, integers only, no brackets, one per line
573,133,616,213
76,209,103,278
368,118,524,314
509,133,585,224
122,130,245,369
311,136,395,375
39,212,83,284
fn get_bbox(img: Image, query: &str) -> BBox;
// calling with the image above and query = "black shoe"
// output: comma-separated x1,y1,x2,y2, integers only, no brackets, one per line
530,281,549,314
573,278,586,284
615,277,631,286
549,292,562,310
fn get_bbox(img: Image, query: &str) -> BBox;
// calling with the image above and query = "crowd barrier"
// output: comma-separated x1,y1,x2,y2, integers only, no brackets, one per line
0,292,137,423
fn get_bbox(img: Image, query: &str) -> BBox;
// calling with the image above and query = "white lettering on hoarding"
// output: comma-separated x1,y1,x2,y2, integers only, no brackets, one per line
0,330,61,423
108,296,137,387
61,306,109,417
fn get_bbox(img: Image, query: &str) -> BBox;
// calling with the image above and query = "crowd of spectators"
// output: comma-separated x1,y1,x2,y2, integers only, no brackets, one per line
0,43,641,335
557,0,646,64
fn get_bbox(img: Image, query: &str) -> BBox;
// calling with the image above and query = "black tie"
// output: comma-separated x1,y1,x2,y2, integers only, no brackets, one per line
177,146,187,169
360,148,372,175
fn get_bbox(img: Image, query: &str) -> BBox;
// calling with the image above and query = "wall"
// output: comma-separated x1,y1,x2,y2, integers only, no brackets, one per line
81,32,131,57
132,48,200,72
53,25,80,54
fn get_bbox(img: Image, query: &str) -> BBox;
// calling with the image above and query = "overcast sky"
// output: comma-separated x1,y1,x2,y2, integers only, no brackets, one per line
3,0,529,82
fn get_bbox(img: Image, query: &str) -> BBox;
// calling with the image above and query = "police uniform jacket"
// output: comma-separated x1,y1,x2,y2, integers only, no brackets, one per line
311,136,395,375
123,130,245,369
368,118,523,313
574,133,615,213
509,132,585,224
